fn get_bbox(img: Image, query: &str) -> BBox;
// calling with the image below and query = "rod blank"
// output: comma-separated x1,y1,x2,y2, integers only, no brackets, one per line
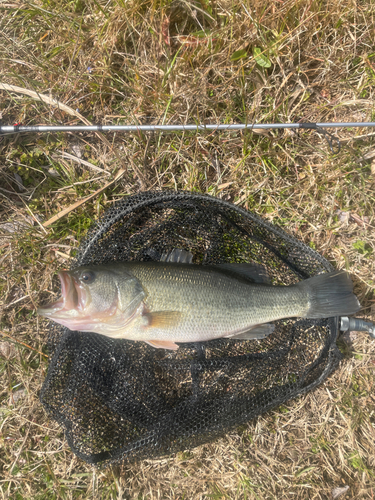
1,122,375,134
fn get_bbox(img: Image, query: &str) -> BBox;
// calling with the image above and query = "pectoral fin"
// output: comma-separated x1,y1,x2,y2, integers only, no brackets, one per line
142,311,182,329
144,340,179,350
225,323,275,340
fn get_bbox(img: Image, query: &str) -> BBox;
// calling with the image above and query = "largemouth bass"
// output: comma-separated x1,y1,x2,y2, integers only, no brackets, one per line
38,259,360,350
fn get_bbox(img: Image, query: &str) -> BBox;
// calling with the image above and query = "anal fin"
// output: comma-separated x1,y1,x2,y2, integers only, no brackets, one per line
226,323,275,340
144,340,179,350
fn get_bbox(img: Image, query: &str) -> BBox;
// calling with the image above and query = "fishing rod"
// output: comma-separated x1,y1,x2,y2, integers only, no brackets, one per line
2,119,375,336
2,121,375,153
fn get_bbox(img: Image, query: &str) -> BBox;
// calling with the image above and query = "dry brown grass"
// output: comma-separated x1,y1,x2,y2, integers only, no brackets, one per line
1,0,375,498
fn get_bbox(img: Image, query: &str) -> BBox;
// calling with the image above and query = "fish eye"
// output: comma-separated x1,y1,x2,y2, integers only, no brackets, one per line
80,270,95,284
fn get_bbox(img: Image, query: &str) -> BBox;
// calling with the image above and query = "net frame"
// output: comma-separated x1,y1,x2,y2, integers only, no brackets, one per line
40,191,342,466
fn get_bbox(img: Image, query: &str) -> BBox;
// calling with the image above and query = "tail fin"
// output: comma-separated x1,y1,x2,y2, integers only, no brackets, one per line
299,271,360,319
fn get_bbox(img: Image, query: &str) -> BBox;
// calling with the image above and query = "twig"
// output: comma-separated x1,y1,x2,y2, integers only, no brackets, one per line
55,150,110,175
53,175,106,192
43,168,126,227
9,426,30,474
0,83,129,179
0,330,49,359
3,294,31,309
23,201,47,234
0,82,89,122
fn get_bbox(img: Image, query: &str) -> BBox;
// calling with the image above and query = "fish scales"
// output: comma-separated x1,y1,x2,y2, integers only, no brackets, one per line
37,261,361,350
99,262,308,342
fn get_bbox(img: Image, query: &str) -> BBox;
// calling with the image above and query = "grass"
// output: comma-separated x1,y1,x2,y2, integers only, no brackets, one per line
1,0,375,498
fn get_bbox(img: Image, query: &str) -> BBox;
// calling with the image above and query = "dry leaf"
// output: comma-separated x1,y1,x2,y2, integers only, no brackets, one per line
218,181,233,190
47,167,60,178
0,342,16,360
335,209,350,224
350,213,369,227
10,388,27,404
0,220,32,233
341,330,357,345
363,150,375,160
71,144,83,158
14,172,25,191
332,485,349,499
176,35,212,48
335,209,369,226
162,17,170,46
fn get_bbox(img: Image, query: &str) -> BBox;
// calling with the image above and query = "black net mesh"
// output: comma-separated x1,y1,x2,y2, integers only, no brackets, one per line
40,191,342,466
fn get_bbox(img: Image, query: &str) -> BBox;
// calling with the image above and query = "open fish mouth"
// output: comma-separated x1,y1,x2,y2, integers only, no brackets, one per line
37,271,80,317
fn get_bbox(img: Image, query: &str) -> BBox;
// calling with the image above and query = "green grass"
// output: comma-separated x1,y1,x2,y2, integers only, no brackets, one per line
1,0,375,498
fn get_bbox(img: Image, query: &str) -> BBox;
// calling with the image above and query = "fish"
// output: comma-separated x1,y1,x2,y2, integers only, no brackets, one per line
38,254,360,350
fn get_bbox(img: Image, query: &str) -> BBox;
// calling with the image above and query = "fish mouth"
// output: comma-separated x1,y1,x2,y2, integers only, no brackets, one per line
37,271,80,317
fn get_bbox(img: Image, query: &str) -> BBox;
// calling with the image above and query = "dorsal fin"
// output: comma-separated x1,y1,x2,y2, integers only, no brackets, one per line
214,263,270,284
159,249,269,284
161,249,194,264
